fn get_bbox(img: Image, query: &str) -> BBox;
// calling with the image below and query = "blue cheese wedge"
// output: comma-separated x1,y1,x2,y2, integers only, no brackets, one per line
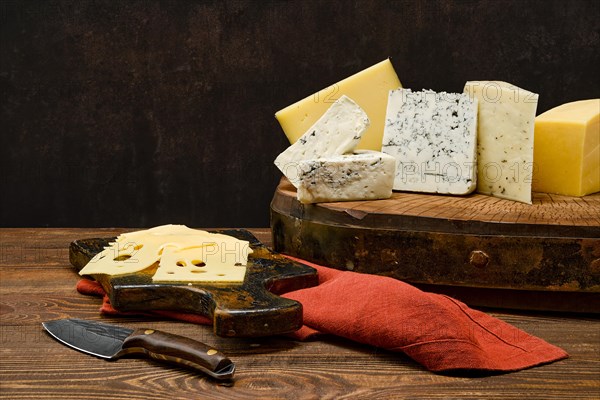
296,150,396,204
274,95,370,187
381,89,478,195
463,81,539,204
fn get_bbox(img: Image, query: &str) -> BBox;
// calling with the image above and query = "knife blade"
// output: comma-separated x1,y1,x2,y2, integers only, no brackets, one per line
42,319,235,380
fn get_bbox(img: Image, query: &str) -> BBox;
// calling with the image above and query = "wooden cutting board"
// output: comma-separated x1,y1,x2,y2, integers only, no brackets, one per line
270,178,600,313
70,229,318,337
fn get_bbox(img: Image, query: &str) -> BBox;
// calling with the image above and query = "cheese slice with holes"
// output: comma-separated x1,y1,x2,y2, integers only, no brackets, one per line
78,225,252,283
80,240,162,276
152,245,248,283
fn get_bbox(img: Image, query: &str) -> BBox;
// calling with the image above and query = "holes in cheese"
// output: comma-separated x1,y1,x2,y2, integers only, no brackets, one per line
153,245,248,284
78,225,252,284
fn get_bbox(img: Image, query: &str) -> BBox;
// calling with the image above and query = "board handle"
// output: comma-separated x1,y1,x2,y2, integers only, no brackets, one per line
120,328,235,380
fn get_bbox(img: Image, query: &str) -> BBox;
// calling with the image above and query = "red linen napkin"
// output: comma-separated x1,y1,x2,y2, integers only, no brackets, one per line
76,256,568,373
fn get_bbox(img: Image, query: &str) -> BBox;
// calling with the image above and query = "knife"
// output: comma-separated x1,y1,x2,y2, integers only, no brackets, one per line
42,319,235,380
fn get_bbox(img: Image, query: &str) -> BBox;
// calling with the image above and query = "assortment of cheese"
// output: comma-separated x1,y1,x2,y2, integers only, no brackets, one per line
79,224,252,283
79,63,598,280
275,59,599,203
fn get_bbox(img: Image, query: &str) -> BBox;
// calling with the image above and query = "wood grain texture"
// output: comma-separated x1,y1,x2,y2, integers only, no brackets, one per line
271,178,600,313
1,228,599,399
274,178,600,234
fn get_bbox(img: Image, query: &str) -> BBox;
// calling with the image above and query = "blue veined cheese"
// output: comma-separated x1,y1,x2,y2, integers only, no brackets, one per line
296,150,396,204
381,89,478,195
464,81,539,204
274,95,369,187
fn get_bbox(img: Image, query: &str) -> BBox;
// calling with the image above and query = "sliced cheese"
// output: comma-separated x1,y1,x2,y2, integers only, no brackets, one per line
275,59,401,151
152,245,247,284
296,150,396,204
82,240,163,276
382,89,478,195
464,81,539,203
532,99,599,196
274,95,369,187
78,225,252,284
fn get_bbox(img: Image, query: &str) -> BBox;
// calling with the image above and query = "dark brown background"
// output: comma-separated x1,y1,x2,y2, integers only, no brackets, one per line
1,0,599,228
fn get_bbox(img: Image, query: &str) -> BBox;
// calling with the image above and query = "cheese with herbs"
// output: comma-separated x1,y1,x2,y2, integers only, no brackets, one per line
78,225,251,284
533,99,599,196
275,59,401,151
274,95,369,187
296,150,396,204
381,88,478,195
464,81,539,204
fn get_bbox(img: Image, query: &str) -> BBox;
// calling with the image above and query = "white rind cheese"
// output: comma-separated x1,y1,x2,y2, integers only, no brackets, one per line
464,81,539,204
78,225,252,284
296,150,396,204
274,95,370,187
381,89,478,195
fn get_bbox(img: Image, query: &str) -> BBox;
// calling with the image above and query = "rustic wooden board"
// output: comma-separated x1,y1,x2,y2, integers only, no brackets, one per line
2,228,600,399
69,229,318,337
270,178,600,313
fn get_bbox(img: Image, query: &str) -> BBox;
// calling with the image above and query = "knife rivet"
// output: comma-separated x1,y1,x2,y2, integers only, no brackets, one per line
144,329,155,335
207,349,218,356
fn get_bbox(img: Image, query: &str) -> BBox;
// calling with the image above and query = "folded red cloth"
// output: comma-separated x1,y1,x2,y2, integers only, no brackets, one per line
76,256,568,373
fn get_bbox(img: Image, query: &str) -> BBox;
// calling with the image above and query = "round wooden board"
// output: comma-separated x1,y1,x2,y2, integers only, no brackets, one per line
273,178,600,237
270,178,600,313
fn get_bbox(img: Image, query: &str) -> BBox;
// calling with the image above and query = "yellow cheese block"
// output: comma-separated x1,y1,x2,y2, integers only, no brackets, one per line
275,59,401,151
533,99,600,196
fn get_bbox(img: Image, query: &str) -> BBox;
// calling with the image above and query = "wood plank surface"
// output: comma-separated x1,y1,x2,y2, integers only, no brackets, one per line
1,228,599,399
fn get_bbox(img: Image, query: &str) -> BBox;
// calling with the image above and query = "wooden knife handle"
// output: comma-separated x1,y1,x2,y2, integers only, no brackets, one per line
121,328,235,380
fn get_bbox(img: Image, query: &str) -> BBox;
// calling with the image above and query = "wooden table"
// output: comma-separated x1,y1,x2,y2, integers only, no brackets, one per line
1,228,599,399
